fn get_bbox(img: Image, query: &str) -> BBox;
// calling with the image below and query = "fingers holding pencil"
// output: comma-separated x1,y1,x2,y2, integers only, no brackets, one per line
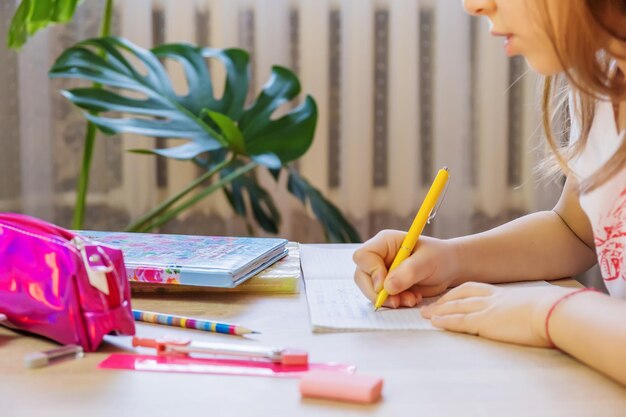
353,234,459,308
353,231,424,309
353,230,405,302
354,232,458,308
370,168,449,310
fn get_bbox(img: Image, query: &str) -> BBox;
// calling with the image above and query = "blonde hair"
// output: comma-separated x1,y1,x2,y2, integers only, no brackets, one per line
541,0,626,193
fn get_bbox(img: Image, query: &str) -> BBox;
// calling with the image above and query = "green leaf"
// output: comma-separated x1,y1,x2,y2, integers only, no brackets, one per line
31,0,55,23
50,37,228,158
287,168,361,243
239,66,301,137
239,67,317,164
7,1,31,49
61,88,174,116
221,165,281,234
51,0,80,21
251,153,281,170
50,37,317,166
51,36,352,239
245,96,317,164
196,154,281,234
8,0,81,49
202,109,245,154
153,45,250,118
131,141,220,160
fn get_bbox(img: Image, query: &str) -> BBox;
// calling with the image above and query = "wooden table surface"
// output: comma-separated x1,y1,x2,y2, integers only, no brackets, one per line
1,249,625,417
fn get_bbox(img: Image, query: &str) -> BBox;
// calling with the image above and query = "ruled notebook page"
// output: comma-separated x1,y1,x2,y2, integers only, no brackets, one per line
300,244,359,281
301,244,552,333
305,279,436,332
301,244,435,332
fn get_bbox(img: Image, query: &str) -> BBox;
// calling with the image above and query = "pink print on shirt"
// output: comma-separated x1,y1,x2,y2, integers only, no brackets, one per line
594,187,626,281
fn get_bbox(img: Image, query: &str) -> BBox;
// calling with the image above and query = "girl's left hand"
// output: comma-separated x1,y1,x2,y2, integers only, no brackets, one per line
420,282,572,347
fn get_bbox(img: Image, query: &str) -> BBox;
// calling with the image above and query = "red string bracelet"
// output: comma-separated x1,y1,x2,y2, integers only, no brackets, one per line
544,287,599,349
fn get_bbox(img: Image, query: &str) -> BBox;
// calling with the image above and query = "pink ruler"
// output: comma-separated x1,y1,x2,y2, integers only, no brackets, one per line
99,354,356,378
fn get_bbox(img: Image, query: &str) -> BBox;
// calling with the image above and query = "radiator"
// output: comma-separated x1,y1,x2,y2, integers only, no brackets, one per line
1,0,563,242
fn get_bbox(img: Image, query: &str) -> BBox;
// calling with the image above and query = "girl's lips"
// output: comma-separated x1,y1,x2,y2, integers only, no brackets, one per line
503,35,514,56
490,31,513,37
489,31,516,56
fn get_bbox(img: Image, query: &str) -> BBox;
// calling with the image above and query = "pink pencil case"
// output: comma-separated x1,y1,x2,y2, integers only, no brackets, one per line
0,212,135,351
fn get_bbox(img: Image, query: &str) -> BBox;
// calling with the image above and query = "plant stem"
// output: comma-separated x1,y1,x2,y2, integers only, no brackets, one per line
139,161,258,232
100,0,114,37
125,156,233,232
71,122,97,229
71,0,114,229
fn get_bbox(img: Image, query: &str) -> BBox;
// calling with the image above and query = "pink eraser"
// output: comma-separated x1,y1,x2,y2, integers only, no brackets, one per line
281,349,308,366
299,371,383,404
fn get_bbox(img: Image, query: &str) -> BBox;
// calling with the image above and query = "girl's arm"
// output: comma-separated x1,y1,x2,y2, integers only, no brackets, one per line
420,174,626,385
449,175,598,285
548,290,626,386
421,282,626,386
354,176,597,307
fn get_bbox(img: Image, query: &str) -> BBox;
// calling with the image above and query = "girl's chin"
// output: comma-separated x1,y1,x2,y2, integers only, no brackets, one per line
525,56,564,76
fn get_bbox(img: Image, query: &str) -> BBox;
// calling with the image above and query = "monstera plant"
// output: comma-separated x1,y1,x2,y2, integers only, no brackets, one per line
8,0,361,242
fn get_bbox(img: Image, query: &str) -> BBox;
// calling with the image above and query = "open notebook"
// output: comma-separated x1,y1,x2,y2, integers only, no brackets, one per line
301,244,552,333
301,244,436,332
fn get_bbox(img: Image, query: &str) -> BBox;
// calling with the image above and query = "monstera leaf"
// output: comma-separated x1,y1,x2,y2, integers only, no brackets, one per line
287,168,361,243
49,36,360,242
221,162,281,234
196,155,360,242
8,0,81,49
49,37,316,166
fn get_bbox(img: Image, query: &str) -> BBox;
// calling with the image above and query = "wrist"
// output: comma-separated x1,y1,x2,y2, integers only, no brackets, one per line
531,287,571,346
537,287,600,348
444,238,466,288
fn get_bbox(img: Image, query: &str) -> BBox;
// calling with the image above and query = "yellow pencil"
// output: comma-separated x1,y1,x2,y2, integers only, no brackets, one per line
374,167,450,310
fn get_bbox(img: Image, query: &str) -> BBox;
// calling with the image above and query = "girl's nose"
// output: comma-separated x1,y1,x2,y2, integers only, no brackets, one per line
462,0,496,16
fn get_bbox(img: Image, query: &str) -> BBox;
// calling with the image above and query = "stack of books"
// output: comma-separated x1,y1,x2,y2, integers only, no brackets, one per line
77,231,301,293
131,242,301,294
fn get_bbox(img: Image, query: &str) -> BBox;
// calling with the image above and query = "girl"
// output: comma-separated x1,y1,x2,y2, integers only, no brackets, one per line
353,0,626,386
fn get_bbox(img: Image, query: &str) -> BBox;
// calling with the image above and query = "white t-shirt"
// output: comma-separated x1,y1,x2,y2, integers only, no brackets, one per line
571,97,626,299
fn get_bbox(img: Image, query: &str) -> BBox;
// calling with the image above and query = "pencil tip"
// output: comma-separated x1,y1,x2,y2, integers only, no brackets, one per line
251,331,261,334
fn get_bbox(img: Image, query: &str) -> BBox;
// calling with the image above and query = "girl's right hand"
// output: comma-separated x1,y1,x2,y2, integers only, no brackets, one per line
353,230,460,308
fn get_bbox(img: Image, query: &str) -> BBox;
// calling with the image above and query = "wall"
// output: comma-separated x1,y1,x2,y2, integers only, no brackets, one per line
0,0,564,244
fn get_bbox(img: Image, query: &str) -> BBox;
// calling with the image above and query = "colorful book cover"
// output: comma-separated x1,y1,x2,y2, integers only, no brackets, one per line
77,231,288,288
131,242,301,294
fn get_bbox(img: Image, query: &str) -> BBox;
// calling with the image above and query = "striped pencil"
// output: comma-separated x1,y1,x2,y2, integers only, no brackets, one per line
132,309,259,336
